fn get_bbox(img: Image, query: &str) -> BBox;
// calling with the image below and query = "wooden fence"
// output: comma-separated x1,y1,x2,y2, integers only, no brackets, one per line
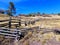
0,17,22,28
0,17,36,28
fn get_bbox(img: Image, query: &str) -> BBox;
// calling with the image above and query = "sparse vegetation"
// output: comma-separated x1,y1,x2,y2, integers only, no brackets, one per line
58,13,60,15
0,1,60,45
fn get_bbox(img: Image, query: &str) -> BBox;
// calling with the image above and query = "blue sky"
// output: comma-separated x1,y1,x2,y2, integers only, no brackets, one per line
0,0,60,15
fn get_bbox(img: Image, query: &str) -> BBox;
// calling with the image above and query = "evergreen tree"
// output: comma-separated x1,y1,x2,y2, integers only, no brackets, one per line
6,2,16,16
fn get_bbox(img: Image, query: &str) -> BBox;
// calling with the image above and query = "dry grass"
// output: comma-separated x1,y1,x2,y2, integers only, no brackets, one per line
1,14,60,45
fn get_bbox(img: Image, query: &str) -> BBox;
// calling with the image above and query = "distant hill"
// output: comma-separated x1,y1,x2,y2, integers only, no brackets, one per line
0,14,9,17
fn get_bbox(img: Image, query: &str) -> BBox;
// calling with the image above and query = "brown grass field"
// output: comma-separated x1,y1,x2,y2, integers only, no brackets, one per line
0,14,60,45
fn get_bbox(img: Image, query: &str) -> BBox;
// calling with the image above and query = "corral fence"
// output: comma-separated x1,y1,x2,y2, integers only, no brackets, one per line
0,16,36,28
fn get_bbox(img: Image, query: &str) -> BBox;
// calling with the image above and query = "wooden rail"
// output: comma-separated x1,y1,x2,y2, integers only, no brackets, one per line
0,28,21,39
0,17,21,28
0,17,36,28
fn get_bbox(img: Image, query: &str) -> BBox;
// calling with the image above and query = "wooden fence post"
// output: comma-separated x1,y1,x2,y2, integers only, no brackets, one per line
9,16,11,28
19,19,21,26
25,21,27,26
